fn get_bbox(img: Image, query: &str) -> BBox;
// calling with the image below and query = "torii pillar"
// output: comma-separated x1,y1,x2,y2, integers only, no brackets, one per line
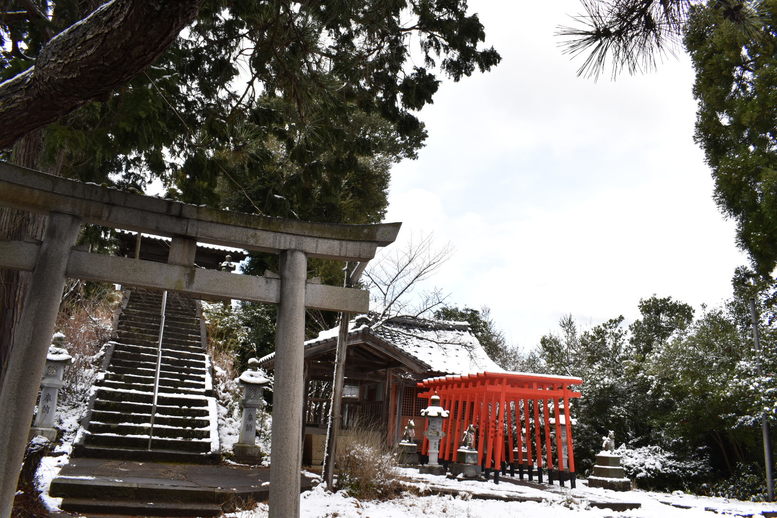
269,250,307,518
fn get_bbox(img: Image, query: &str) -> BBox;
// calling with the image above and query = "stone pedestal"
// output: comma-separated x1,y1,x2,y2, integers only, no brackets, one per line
449,448,480,479
397,441,418,465
233,442,262,464
419,464,446,475
587,452,631,491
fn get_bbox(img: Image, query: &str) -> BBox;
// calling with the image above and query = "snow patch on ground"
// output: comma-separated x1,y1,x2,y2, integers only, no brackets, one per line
221,475,777,518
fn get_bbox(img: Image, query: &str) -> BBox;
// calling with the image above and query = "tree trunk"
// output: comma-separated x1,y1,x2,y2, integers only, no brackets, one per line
0,0,201,149
0,131,47,382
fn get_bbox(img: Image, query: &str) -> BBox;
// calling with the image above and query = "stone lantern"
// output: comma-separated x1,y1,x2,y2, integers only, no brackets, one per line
419,392,449,475
30,332,71,441
234,358,270,463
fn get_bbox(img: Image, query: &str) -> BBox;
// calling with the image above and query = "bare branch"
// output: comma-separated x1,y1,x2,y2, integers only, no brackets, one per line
363,232,453,325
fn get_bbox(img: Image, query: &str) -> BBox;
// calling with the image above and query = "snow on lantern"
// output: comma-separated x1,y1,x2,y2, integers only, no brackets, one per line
234,358,270,463
420,392,449,475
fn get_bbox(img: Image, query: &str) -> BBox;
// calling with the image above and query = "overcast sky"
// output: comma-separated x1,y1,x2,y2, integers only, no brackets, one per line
379,0,749,350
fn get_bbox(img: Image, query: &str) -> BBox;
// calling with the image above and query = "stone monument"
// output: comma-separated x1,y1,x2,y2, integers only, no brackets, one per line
29,333,71,441
397,419,419,465
587,431,631,491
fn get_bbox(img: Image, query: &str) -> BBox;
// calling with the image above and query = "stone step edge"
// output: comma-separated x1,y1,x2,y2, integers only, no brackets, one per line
83,431,211,443
89,411,209,425
89,420,211,432
72,444,219,464
58,497,222,517
52,475,262,499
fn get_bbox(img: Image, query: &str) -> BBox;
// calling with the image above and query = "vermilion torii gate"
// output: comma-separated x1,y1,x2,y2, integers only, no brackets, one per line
417,371,582,486
0,162,400,518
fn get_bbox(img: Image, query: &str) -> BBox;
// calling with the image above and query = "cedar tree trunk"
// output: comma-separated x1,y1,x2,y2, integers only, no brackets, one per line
0,0,201,149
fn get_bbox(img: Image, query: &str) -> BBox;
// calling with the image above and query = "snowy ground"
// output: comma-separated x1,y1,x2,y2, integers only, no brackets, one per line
27,334,775,518
31,418,777,518
222,468,777,518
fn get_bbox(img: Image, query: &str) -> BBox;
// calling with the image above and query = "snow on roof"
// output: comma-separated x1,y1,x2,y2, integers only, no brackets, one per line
257,315,503,376
369,316,503,375
115,229,247,254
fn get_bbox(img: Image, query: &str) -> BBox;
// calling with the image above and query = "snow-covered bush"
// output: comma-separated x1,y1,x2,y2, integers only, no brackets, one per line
211,362,273,460
616,444,710,491
205,302,273,460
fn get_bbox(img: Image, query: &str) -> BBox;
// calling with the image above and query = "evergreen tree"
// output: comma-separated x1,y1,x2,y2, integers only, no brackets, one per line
629,295,695,358
686,1,777,275
434,305,512,368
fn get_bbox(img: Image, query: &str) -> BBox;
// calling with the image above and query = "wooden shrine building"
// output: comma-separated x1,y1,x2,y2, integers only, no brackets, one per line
258,315,502,464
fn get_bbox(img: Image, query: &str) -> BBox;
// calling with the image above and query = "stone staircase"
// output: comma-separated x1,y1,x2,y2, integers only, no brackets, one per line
72,288,218,464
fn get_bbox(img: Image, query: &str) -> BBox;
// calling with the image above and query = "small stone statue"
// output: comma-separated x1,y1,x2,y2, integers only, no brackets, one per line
219,254,238,272
602,430,616,452
460,424,476,450
401,419,416,443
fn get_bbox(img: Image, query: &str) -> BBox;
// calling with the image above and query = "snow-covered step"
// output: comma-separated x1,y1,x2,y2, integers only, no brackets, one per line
71,443,219,463
117,324,202,341
94,386,210,407
59,497,222,517
158,377,207,392
82,431,212,453
113,342,207,362
88,422,211,440
92,400,209,418
114,334,204,352
90,409,210,428
111,349,206,370
75,288,217,464
100,380,206,396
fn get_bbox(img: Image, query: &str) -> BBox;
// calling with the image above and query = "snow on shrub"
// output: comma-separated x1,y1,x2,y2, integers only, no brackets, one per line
616,444,710,491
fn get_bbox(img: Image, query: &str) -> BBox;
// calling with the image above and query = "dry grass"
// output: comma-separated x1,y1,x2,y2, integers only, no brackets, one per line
55,281,119,405
334,421,403,501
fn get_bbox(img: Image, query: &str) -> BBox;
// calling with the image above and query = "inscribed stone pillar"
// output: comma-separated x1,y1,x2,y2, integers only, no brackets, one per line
30,337,71,439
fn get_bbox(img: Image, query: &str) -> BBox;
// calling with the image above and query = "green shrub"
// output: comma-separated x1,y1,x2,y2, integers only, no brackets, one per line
710,463,770,501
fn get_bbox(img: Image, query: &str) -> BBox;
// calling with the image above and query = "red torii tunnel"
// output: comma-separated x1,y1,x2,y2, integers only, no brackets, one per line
418,371,583,487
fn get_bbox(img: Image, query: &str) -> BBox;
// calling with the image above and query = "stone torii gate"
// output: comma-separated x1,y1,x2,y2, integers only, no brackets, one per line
0,162,400,518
